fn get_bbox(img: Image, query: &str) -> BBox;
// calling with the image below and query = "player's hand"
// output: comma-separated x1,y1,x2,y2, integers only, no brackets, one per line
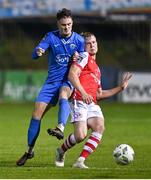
73,51,79,61
82,92,93,104
121,72,132,90
36,47,45,57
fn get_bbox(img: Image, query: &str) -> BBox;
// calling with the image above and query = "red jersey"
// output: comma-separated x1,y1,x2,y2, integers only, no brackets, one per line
72,52,101,103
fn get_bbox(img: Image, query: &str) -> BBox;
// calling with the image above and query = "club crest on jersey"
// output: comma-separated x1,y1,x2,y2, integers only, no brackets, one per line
56,54,70,66
70,43,76,49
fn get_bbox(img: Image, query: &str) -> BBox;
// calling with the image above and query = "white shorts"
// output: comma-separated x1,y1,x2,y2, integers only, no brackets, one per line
70,100,104,123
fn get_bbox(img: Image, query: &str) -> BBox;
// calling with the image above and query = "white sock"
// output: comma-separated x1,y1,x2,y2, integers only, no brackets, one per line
57,123,64,132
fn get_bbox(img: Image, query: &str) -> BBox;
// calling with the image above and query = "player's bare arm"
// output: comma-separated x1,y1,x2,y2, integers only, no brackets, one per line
97,72,132,100
68,64,93,104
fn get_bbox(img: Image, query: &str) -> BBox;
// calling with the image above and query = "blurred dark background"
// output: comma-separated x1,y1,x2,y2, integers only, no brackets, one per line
1,17,151,71
0,0,151,102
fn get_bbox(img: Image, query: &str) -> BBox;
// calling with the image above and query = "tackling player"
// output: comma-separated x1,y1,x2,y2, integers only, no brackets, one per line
54,32,132,168
16,8,84,166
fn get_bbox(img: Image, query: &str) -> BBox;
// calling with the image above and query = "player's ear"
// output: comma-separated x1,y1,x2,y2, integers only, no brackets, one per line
57,20,60,28
70,19,73,26
57,21,59,27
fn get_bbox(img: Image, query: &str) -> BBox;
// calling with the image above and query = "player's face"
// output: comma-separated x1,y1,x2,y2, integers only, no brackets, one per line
85,35,98,55
57,17,73,37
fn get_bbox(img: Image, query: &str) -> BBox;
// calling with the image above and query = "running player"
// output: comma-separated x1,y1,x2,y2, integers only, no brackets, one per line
54,32,132,168
16,8,84,166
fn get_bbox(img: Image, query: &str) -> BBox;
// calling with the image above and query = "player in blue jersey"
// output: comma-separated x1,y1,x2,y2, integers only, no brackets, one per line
16,8,84,166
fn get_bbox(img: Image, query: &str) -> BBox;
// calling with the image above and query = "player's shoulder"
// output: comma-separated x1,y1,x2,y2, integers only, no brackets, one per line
42,31,53,40
45,30,59,37
76,52,89,65
42,30,59,42
79,52,89,59
72,32,84,42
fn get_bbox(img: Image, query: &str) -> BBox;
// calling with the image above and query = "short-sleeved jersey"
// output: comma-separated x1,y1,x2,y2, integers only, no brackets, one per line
32,30,84,82
72,52,101,103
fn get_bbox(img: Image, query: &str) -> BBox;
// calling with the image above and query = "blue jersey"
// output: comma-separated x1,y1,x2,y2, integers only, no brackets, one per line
32,30,84,82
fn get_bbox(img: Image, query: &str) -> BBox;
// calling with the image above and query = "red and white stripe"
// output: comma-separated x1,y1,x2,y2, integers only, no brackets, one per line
80,132,102,159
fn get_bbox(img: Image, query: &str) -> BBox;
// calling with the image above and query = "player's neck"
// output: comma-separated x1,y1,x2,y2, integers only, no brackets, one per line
60,32,72,38
89,53,96,60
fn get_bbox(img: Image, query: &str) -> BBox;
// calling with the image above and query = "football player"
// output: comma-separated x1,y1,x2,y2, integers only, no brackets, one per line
16,8,84,166
55,32,132,168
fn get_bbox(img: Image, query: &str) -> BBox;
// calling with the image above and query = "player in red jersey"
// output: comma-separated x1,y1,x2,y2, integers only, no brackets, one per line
55,32,132,168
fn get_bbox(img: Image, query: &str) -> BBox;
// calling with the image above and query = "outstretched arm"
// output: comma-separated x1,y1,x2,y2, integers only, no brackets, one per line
32,33,50,59
32,47,45,59
97,72,132,100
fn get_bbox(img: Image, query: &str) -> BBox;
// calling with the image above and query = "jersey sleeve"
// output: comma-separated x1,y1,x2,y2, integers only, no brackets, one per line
73,52,89,69
32,33,51,59
76,35,85,53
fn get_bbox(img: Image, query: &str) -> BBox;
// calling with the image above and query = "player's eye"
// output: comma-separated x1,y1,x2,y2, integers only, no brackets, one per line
86,42,91,46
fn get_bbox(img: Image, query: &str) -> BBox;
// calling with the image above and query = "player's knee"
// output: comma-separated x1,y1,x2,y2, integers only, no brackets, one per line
59,87,71,99
75,132,87,143
95,124,105,134
32,110,43,120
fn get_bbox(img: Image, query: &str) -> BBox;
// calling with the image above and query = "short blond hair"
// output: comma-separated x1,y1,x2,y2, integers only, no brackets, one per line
81,32,95,39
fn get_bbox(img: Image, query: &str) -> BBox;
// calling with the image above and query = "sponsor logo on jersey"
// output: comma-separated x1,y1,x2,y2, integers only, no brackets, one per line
56,54,70,66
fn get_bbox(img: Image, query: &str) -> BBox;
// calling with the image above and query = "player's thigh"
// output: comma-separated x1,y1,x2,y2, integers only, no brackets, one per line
59,86,72,99
87,103,105,132
73,121,88,142
87,117,105,133
41,103,52,118
59,80,73,99
32,102,51,119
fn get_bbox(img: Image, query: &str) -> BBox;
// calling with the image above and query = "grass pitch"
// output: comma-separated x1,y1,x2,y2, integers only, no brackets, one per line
0,102,151,179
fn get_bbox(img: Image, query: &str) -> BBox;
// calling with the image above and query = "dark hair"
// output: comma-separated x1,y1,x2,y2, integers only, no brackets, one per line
56,8,72,20
81,32,95,39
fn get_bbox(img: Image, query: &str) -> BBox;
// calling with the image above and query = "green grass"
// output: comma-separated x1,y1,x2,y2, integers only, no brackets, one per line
0,102,151,179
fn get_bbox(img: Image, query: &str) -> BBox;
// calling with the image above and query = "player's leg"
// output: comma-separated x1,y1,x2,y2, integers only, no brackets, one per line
55,133,76,167
16,102,50,166
16,81,60,166
73,117,104,169
58,85,72,130
28,102,51,152
55,100,88,167
47,81,73,140
73,104,105,168
55,121,87,167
